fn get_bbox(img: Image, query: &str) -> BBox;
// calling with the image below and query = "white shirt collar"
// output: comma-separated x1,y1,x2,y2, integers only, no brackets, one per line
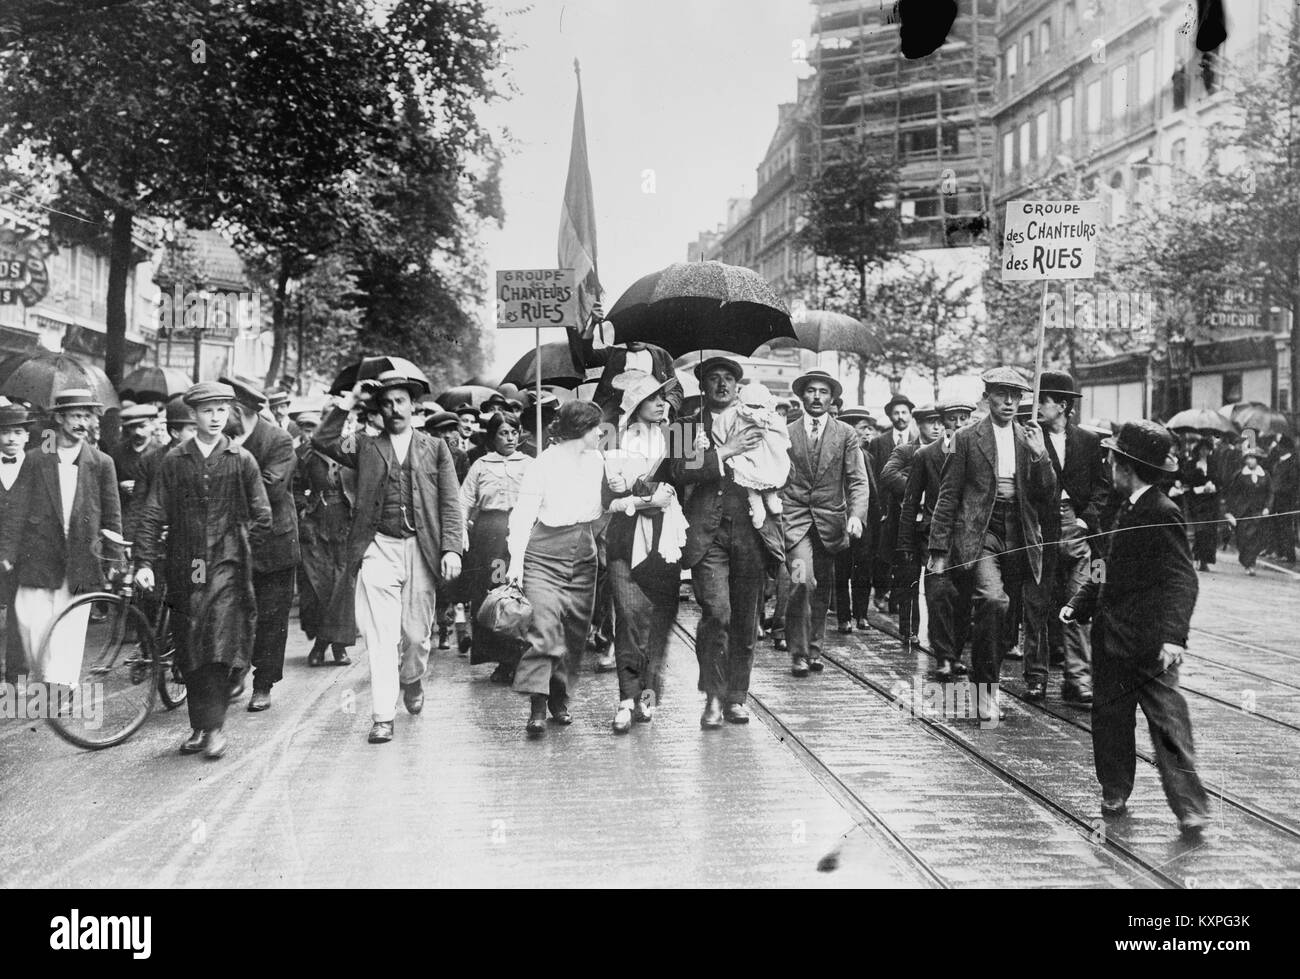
1128,483,1154,505
56,442,80,465
195,436,219,458
390,427,413,464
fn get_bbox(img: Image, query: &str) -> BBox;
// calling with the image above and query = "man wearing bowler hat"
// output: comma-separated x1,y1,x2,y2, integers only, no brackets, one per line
1023,370,1109,704
134,382,273,759
672,355,783,727
219,376,299,712
782,369,869,676
0,398,34,683
866,393,916,615
1063,420,1209,835
0,389,122,692
928,367,1056,721
314,370,463,743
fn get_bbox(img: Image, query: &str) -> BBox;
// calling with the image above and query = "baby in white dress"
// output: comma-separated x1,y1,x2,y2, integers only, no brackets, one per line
711,382,791,528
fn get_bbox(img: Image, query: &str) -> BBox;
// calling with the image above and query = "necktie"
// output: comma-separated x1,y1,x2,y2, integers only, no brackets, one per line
810,418,820,442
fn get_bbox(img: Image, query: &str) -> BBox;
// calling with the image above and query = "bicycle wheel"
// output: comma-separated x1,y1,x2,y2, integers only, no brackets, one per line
40,593,160,749
154,602,188,710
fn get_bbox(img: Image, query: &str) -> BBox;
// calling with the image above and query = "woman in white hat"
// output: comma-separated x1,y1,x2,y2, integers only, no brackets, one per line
604,371,689,733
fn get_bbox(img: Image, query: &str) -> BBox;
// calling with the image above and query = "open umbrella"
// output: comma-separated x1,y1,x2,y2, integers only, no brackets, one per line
1167,407,1236,435
501,342,584,390
605,261,795,358
434,385,497,410
329,356,430,396
766,309,886,359
0,352,119,412
119,365,194,401
1220,401,1292,435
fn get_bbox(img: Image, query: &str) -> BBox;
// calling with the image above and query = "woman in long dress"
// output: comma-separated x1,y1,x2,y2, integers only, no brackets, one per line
1225,445,1274,575
603,371,687,733
1178,435,1221,572
459,411,533,682
507,401,606,736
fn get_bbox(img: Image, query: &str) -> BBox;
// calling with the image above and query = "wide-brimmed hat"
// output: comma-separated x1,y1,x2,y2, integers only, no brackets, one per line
613,369,674,428
1037,370,1077,398
792,369,843,402
218,376,267,412
981,366,1033,392
912,402,942,421
51,388,103,412
882,393,914,414
184,381,237,406
694,356,744,384
120,403,159,428
1102,420,1179,473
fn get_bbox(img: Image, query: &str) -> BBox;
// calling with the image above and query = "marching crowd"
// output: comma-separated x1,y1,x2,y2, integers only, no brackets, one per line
0,313,1294,836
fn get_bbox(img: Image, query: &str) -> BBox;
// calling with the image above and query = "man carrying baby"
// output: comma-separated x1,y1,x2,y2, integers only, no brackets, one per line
782,370,870,677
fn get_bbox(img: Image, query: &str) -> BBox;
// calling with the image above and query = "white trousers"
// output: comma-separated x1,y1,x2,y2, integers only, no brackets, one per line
355,534,437,722
14,582,90,687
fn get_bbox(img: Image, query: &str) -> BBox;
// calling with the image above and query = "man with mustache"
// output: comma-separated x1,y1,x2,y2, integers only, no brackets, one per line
110,404,164,538
219,377,299,713
671,357,782,728
0,389,122,695
866,394,917,617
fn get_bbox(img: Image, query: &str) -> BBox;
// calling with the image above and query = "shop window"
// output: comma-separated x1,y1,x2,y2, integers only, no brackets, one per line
1222,371,1243,406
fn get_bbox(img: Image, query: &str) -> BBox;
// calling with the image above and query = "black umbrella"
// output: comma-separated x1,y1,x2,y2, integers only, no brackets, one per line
329,356,430,396
119,365,194,401
501,342,584,390
605,261,795,358
434,385,498,410
0,352,119,412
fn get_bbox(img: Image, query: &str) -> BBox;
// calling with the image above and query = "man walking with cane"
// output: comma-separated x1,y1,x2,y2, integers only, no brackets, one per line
313,370,463,744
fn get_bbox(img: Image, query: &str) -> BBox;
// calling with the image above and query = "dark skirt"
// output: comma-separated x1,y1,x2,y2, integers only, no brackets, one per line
298,497,356,644
1236,513,1266,568
606,512,679,703
464,510,524,665
512,522,599,702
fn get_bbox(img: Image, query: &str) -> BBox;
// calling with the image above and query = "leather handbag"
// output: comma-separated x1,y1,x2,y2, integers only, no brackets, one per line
476,582,533,642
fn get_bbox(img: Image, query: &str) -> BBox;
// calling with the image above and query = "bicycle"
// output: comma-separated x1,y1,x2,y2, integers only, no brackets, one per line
36,529,186,750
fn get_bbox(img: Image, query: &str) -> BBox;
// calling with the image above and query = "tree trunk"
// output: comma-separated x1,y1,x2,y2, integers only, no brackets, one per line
1291,290,1300,423
264,257,291,390
104,207,133,388
857,360,867,405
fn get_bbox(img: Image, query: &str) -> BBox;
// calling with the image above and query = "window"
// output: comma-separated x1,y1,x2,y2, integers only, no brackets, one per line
1064,0,1076,35
1036,111,1049,159
1111,65,1128,118
1002,130,1014,175
1086,80,1102,131
1059,94,1075,143
1138,49,1154,103
1222,371,1243,406
1040,20,1051,54
1171,137,1187,171
1022,32,1033,67
1018,121,1031,171
1006,44,1018,78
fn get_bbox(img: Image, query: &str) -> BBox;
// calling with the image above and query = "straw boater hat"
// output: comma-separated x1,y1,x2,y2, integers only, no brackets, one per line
50,388,104,413
267,390,291,409
838,405,872,425
792,369,843,402
1102,420,1180,473
372,369,426,398
613,369,674,430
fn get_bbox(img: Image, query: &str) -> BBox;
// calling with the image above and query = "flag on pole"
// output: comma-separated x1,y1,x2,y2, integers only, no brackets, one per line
558,59,601,335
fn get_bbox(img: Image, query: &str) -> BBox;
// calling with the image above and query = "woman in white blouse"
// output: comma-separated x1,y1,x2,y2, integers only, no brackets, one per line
506,400,606,736
459,412,533,680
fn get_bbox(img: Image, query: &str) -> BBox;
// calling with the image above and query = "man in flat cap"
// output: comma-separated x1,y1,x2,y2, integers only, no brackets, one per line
866,393,917,616
672,356,782,727
928,367,1056,721
111,403,164,538
134,382,273,759
314,370,463,744
219,377,299,712
1022,370,1109,704
882,403,944,645
0,390,122,696
1063,420,1208,835
0,399,34,683
782,370,869,677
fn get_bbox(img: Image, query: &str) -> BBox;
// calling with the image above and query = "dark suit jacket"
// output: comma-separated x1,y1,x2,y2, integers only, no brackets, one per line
0,441,122,591
897,437,949,553
781,417,869,553
0,457,28,602
313,408,464,582
241,416,299,573
669,405,783,571
1225,469,1273,517
1042,423,1110,543
928,415,1056,583
568,331,683,419
1068,486,1198,660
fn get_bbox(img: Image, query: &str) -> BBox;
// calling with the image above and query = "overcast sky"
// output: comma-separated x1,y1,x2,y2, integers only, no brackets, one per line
479,0,815,379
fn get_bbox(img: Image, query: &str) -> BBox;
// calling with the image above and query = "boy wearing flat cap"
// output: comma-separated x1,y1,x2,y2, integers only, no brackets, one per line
1063,420,1209,836
134,382,273,759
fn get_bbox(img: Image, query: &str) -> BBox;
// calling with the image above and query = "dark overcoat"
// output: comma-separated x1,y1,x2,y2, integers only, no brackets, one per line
897,437,950,553
241,417,299,573
132,436,272,672
0,440,122,591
